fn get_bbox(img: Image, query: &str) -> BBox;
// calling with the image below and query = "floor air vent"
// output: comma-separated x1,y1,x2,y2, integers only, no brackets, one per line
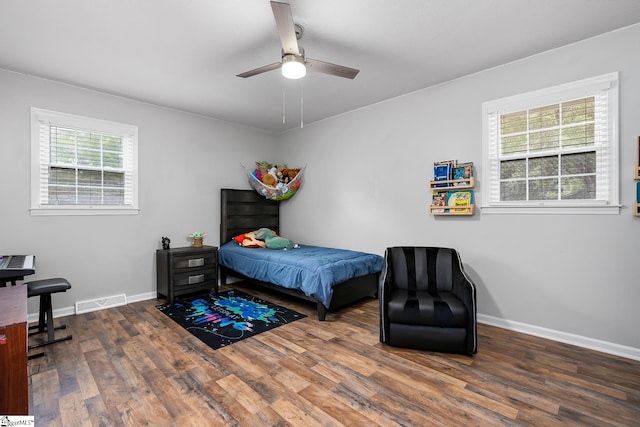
75,293,127,314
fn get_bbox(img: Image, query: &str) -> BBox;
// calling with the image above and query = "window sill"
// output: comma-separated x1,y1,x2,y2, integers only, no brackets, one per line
30,207,140,216
480,204,621,215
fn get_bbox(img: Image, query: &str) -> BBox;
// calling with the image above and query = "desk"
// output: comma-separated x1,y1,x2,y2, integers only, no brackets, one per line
0,284,28,415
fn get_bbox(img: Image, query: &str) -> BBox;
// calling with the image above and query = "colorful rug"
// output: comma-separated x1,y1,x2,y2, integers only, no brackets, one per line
156,289,306,350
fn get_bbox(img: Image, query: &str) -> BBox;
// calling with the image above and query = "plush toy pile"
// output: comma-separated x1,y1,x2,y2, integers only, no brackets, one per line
247,161,303,201
232,228,298,250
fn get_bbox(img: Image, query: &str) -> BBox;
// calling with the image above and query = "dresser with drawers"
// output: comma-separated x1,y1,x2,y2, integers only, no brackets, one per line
156,245,218,303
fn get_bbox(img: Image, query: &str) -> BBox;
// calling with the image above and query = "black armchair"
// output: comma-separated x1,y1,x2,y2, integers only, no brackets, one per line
379,247,477,355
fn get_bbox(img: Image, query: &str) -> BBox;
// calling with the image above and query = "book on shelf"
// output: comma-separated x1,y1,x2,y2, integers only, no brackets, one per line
433,159,456,187
431,190,448,213
452,162,473,185
447,190,473,213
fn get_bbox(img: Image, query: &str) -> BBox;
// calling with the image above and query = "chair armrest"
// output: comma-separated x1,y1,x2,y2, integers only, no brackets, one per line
452,268,475,308
452,266,478,354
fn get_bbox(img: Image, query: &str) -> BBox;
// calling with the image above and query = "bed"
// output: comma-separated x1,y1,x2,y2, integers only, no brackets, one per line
219,188,383,320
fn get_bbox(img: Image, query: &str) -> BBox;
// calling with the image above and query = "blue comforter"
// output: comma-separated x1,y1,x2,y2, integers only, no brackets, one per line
218,242,383,308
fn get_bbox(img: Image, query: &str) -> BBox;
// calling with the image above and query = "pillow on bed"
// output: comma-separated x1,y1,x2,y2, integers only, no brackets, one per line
232,231,265,248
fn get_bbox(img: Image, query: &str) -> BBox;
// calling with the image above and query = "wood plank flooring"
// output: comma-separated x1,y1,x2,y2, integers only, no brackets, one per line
28,283,640,426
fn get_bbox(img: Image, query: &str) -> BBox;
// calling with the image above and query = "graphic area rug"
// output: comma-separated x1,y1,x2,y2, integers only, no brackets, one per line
156,289,306,350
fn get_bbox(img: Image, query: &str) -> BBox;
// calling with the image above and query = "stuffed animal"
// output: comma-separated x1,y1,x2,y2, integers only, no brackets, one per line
255,161,271,177
276,182,289,195
232,231,266,248
286,168,302,190
280,168,300,184
262,173,276,187
255,228,295,250
273,164,287,183
189,231,206,248
261,166,279,187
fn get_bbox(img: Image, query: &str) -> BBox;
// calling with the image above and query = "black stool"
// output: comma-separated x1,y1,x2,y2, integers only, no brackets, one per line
26,278,73,358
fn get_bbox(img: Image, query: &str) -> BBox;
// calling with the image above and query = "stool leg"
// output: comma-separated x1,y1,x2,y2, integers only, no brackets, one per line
44,294,55,342
39,294,47,333
28,292,72,352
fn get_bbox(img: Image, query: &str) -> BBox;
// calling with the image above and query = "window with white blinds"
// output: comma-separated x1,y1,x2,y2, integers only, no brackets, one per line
31,108,139,215
481,73,619,214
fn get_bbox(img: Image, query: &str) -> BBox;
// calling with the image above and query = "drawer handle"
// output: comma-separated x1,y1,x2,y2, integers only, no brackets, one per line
188,274,205,285
188,258,205,268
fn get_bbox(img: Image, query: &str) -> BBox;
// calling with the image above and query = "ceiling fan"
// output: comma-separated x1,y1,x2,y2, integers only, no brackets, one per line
237,1,360,80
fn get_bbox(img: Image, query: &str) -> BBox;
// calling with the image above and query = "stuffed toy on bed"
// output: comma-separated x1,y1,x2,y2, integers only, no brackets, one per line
255,228,296,250
232,231,266,248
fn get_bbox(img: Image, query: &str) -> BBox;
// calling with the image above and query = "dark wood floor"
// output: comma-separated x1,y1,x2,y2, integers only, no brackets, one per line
28,283,640,426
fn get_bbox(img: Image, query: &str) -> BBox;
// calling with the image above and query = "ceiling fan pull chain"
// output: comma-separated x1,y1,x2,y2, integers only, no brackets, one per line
282,91,286,124
300,83,304,128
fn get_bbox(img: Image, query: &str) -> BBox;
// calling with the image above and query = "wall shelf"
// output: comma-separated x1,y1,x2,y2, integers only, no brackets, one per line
636,137,640,179
429,204,475,215
429,177,475,190
429,166,475,216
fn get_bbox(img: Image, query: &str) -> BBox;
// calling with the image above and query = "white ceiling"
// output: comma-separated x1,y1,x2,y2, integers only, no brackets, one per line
1,1,639,133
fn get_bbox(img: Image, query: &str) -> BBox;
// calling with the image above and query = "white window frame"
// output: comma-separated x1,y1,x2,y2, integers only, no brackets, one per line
30,108,139,216
481,72,619,215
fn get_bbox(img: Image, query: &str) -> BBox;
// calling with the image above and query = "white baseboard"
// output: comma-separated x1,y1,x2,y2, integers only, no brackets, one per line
478,313,640,362
30,295,640,361
127,291,157,303
28,305,75,323
27,291,157,323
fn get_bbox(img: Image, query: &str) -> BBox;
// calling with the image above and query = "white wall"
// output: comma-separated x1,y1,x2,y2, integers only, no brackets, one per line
0,69,277,312
278,25,640,355
2,24,638,359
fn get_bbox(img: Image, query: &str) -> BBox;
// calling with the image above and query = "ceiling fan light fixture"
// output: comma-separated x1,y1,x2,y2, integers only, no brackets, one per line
282,54,306,79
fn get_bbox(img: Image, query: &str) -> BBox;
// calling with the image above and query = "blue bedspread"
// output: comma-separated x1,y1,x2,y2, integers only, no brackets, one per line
218,242,383,308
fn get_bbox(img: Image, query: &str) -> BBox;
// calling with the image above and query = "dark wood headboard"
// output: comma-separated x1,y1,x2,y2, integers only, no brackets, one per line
220,189,279,245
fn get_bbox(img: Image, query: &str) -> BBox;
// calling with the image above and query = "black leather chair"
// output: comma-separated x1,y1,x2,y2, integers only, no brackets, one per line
379,247,477,355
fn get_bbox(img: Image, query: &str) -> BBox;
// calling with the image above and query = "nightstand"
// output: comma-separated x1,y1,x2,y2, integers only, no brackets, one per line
156,245,218,303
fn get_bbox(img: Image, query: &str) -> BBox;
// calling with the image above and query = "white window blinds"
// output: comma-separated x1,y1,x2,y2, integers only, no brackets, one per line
482,73,619,214
31,108,139,215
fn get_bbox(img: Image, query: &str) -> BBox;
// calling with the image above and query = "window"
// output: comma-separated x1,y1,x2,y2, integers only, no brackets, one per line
482,73,619,214
31,108,139,215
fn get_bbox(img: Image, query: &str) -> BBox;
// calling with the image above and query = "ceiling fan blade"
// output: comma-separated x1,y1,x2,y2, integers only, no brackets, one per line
306,58,360,79
271,1,300,56
236,62,282,78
